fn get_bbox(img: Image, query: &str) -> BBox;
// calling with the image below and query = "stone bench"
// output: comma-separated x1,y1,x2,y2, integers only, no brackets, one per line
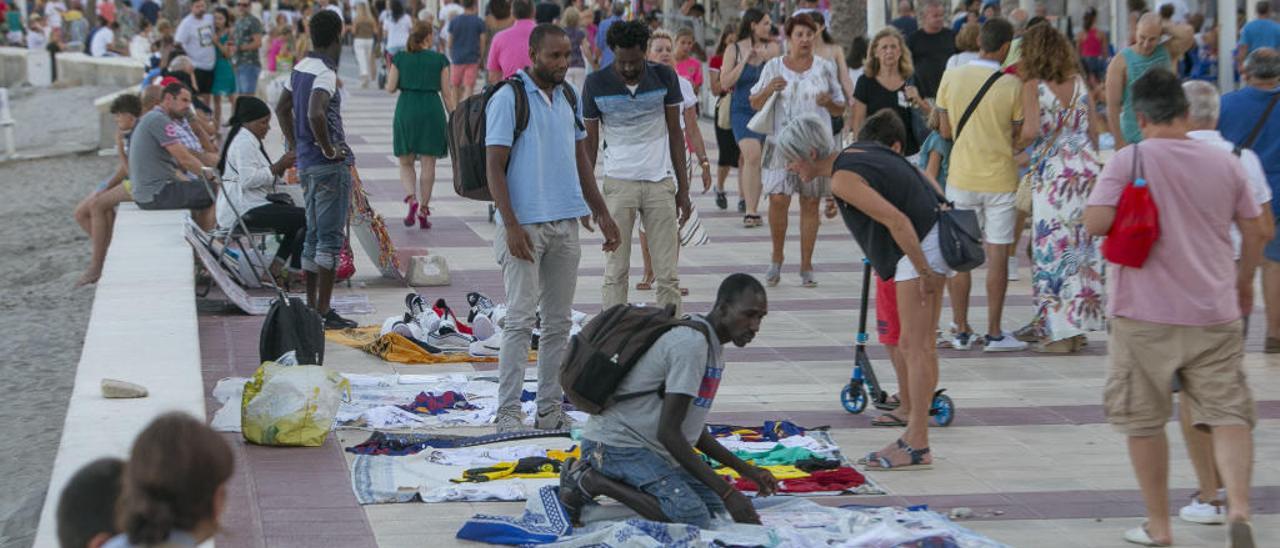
33,206,206,547
56,52,145,88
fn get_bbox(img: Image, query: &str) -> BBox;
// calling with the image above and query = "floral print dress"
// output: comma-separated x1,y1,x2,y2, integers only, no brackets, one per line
1027,77,1106,342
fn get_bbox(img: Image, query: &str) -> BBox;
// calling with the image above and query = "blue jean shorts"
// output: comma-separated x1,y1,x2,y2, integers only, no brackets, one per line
299,162,351,272
581,439,725,529
235,64,261,95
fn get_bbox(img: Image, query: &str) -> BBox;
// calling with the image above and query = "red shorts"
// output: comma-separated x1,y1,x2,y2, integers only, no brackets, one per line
450,63,479,88
875,275,900,346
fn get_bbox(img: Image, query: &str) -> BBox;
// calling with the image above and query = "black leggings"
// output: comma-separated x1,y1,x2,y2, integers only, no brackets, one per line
241,202,306,270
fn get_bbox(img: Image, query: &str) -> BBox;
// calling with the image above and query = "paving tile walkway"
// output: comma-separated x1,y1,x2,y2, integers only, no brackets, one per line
195,85,1280,547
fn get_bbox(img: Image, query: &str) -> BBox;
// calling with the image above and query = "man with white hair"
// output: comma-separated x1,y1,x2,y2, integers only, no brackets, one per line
1175,79,1272,527
1221,48,1280,351
1105,11,1194,148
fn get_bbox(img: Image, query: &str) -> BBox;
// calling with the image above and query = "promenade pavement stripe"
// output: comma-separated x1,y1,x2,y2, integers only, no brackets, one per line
703,400,1280,429
199,315,378,548
809,485,1280,520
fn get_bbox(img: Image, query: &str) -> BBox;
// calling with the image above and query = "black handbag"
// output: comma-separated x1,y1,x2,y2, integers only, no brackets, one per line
935,200,986,272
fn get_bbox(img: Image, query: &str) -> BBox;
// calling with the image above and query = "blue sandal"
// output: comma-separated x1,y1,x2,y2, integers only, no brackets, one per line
865,439,933,471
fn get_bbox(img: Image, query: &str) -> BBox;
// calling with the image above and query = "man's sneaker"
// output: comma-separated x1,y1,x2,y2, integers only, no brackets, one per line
495,407,527,434
983,332,1029,352
323,309,358,330
471,315,497,341
1007,256,1020,281
1179,491,1227,525
469,338,501,357
428,324,475,352
952,332,975,350
466,291,496,323
536,406,575,430
737,199,746,213
405,292,428,316
433,298,472,335
715,191,728,210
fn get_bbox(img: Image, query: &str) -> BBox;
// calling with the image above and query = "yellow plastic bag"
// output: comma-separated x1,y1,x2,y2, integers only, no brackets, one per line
241,361,350,447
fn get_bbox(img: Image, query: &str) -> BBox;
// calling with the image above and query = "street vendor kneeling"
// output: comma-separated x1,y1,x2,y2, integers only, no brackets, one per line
558,274,778,527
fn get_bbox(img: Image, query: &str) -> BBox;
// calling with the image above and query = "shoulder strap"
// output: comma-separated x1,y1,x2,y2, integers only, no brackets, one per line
560,83,586,132
954,70,1002,142
505,75,530,140
1241,92,1280,150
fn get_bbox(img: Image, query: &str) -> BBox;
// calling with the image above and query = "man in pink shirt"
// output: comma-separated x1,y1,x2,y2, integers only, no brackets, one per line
486,0,536,83
1085,68,1264,548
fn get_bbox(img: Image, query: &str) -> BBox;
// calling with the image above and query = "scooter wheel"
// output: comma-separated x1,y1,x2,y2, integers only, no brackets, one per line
930,393,955,427
841,382,868,414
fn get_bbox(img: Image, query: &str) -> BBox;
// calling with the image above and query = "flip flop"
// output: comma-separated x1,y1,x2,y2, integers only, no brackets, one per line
870,413,907,427
1228,521,1255,548
635,279,654,291
1123,523,1171,547
865,439,932,471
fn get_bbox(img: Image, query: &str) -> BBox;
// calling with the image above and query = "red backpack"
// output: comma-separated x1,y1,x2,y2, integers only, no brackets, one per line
1101,144,1160,268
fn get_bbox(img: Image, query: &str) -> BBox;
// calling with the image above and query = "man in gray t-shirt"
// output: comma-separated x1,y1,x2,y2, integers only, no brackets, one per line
128,83,215,226
564,274,776,529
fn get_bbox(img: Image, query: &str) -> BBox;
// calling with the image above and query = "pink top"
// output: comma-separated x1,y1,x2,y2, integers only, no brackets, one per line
1088,139,1260,326
676,57,703,88
1079,27,1104,58
487,19,536,79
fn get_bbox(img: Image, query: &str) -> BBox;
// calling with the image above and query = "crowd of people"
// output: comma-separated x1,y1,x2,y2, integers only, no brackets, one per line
57,0,1280,546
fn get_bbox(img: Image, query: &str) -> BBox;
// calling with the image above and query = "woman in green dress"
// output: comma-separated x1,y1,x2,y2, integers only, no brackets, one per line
212,7,238,125
386,21,453,229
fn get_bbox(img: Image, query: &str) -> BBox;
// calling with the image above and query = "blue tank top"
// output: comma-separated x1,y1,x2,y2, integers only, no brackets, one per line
1120,44,1171,144
731,57,765,114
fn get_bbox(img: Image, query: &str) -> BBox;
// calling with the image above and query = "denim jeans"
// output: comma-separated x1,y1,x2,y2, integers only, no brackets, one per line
235,63,261,94
299,163,350,272
581,439,725,529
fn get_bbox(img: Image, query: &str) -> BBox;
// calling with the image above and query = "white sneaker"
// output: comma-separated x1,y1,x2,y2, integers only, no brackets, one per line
495,407,527,434
469,338,501,357
1007,256,1020,281
983,332,1029,352
1178,492,1226,525
952,332,975,350
471,315,497,341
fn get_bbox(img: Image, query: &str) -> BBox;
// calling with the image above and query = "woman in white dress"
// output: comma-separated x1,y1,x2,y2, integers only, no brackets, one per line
749,12,844,288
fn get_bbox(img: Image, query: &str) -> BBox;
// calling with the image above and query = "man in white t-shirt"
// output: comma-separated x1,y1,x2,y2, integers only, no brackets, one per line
438,0,464,41
175,0,216,102
89,18,123,57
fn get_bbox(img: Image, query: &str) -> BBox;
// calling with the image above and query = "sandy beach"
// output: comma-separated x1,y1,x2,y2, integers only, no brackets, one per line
0,152,114,548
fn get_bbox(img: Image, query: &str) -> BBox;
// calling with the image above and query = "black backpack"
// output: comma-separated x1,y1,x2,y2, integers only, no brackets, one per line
259,297,326,365
447,74,585,201
561,304,711,414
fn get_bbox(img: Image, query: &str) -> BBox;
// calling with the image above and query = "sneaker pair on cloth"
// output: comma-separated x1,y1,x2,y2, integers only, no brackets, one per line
495,406,575,434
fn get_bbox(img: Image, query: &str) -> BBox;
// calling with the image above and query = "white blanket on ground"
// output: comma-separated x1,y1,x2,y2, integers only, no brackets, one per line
349,437,577,504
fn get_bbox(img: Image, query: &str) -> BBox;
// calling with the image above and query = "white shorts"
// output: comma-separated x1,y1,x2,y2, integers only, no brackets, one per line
895,226,955,282
945,187,1018,245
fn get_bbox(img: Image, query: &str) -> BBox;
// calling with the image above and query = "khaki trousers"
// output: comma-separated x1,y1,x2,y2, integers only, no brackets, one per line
601,177,681,314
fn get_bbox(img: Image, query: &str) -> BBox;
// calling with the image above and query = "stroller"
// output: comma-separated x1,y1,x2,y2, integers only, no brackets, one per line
840,259,955,427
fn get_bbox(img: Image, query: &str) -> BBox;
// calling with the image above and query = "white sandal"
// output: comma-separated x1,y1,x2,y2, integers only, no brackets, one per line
1123,523,1171,547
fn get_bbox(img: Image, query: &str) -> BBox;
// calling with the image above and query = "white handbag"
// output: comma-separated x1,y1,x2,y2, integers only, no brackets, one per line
746,91,779,135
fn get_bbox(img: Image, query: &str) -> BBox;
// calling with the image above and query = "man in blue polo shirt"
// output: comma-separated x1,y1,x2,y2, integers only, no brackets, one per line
584,19,691,313
276,10,357,330
486,23,620,433
595,1,625,68
1222,47,1280,352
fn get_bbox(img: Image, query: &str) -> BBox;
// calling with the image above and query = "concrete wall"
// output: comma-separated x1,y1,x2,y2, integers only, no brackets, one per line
33,206,206,548
0,47,30,87
55,52,145,88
